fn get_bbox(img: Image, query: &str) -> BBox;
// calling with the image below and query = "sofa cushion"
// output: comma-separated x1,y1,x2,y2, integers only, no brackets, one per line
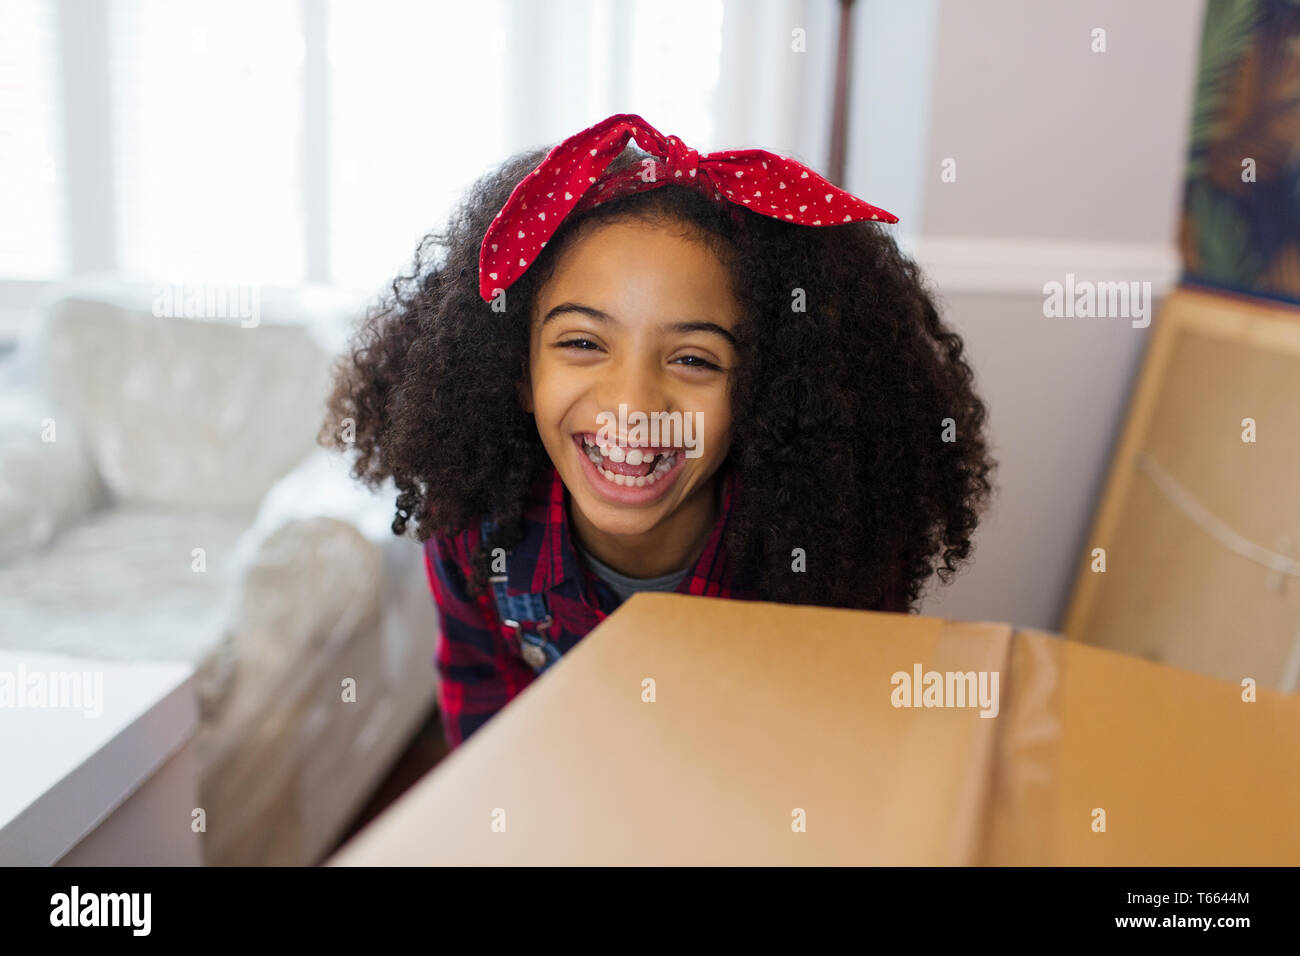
0,385,106,564
0,503,251,712
36,291,337,509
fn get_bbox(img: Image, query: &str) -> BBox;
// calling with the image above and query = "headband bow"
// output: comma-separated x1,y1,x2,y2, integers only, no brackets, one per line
478,113,898,301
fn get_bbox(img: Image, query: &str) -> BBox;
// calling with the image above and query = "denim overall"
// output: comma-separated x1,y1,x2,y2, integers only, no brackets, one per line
482,518,563,674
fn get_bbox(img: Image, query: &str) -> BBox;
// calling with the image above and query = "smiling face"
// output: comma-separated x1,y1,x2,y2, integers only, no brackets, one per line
525,216,740,575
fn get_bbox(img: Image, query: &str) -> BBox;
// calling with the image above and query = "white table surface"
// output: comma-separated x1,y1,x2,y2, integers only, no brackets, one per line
0,648,197,865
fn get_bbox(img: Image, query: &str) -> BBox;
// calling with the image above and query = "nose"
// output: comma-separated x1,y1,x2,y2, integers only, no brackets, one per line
595,356,670,432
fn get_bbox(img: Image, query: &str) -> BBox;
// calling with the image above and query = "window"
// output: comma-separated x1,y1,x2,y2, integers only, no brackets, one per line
0,0,65,279
327,0,509,289
0,0,732,304
109,0,307,283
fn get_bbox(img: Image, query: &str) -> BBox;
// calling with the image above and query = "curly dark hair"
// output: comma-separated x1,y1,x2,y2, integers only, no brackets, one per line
319,143,997,612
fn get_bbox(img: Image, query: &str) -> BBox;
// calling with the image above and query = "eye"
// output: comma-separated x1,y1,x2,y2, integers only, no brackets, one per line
672,354,722,371
555,338,603,351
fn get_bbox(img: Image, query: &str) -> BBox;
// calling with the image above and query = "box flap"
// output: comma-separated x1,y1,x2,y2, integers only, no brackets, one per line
331,593,1009,865
330,593,1300,865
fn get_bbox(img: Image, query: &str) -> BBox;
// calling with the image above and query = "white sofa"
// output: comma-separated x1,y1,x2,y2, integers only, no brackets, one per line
0,280,440,865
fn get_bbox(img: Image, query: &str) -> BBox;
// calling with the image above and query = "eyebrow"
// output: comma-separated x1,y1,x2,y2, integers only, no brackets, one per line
541,302,737,345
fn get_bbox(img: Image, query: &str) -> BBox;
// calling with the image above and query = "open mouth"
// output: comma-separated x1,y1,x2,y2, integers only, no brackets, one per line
575,433,682,488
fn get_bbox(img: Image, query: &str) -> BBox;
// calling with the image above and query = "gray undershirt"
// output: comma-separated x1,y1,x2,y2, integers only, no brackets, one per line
575,543,689,605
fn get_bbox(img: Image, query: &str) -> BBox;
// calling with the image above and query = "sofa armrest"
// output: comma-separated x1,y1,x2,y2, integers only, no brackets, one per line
0,386,107,564
202,449,394,724
228,447,398,564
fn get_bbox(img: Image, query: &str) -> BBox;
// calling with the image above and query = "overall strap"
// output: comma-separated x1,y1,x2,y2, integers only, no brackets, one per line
481,517,562,674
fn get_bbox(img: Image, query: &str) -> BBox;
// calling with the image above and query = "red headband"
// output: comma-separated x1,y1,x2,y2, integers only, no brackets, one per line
478,112,898,301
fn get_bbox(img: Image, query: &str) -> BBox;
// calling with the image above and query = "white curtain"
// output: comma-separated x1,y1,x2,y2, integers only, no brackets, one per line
0,0,938,319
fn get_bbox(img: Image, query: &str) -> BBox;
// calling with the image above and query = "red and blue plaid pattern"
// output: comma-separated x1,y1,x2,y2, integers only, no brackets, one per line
424,464,752,749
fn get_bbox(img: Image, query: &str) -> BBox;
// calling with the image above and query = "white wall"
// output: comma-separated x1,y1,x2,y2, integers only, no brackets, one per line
880,0,1208,629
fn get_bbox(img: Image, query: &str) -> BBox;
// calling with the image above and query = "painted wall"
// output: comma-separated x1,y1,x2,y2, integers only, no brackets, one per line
849,0,1208,629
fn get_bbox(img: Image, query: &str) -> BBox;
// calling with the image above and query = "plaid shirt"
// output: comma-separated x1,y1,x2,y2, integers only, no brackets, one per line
424,464,910,750
423,464,755,750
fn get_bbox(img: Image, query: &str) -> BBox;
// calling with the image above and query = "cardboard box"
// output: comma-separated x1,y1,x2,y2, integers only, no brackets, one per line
1062,289,1300,691
329,593,1300,865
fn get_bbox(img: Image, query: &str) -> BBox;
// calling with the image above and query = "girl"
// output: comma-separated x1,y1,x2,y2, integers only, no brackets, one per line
320,114,996,749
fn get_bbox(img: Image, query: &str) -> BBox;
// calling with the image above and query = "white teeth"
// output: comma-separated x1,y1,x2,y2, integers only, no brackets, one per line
590,443,680,487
